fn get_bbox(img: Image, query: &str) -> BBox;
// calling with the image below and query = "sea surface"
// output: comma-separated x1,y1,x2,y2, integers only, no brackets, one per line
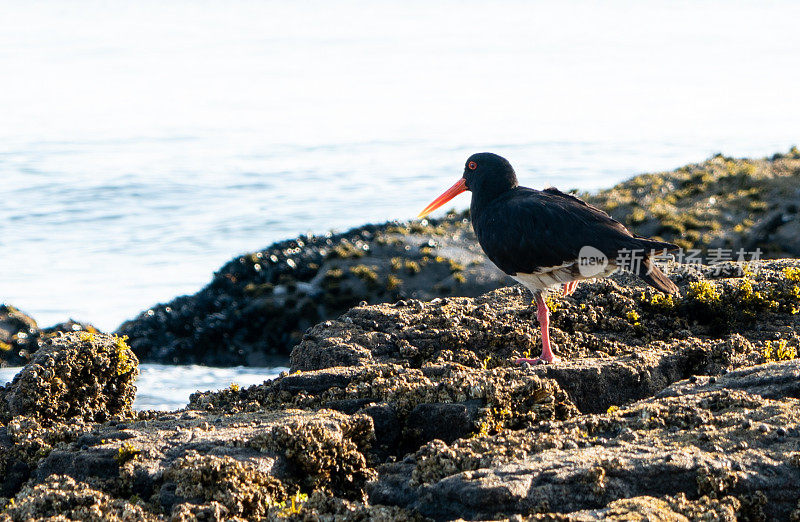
0,364,288,411
1,2,798,406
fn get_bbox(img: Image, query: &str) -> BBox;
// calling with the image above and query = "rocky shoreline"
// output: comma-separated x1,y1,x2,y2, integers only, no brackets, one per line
2,259,800,520
2,150,800,520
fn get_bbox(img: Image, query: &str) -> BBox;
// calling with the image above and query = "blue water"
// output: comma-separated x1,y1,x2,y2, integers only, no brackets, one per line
1,0,799,334
0,364,288,411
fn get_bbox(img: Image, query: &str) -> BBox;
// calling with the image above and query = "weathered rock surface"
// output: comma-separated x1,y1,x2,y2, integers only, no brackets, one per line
371,360,800,520
1,475,158,522
189,363,575,462
0,333,421,520
182,259,797,520
117,150,800,366
34,408,375,513
291,259,800,411
1,398,415,519
3,259,800,520
0,333,139,501
0,332,139,424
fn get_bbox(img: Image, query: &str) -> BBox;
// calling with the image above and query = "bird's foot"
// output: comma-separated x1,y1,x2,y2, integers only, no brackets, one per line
562,281,578,296
514,354,560,366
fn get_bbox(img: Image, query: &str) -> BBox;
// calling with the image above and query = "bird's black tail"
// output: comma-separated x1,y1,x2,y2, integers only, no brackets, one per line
637,256,679,295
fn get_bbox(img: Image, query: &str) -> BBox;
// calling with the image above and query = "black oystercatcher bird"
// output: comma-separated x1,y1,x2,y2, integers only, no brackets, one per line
418,152,679,364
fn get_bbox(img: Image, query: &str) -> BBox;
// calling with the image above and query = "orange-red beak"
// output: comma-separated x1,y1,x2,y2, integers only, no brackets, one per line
417,178,467,219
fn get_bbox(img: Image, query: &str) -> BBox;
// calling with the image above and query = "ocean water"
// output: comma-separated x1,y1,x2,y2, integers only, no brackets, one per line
1,0,799,335
0,364,289,411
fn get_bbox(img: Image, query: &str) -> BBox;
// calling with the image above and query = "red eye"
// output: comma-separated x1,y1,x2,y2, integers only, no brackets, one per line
468,161,477,170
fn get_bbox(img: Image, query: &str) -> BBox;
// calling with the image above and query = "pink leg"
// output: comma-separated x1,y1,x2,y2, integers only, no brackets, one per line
515,293,559,365
562,281,578,296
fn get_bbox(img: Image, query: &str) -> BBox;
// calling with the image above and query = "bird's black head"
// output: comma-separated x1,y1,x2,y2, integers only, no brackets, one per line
417,152,518,219
463,152,518,199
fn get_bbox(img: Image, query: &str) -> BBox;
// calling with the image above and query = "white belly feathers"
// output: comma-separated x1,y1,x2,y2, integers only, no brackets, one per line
511,261,617,294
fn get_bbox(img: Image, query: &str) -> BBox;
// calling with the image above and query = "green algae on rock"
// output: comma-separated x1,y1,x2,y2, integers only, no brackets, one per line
180,260,799,518
0,332,139,423
4,149,800,519
0,332,140,502
2,406,391,520
190,362,576,461
285,259,799,410
0,332,139,424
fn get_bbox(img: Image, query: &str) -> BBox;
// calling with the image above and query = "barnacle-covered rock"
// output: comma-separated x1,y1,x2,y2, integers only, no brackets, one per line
0,475,156,522
369,359,800,520
587,150,800,256
0,332,138,424
163,454,285,520
0,332,138,502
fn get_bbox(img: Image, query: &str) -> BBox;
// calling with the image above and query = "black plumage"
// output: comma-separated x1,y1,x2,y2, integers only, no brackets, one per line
464,152,679,295
418,151,680,364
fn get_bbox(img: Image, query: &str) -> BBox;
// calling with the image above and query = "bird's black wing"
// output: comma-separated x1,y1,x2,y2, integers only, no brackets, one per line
472,187,642,275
